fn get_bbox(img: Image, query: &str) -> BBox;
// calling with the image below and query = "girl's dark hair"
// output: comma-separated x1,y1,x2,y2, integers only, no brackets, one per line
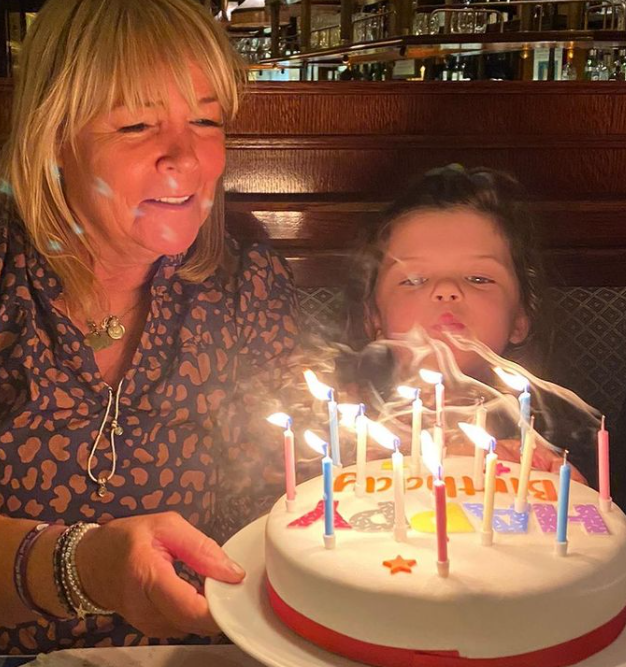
343,164,548,363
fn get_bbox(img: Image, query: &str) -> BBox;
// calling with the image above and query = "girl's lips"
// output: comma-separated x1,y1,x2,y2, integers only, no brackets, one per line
432,313,466,333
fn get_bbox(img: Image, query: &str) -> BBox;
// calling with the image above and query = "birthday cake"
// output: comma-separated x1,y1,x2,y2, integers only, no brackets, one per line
264,456,626,666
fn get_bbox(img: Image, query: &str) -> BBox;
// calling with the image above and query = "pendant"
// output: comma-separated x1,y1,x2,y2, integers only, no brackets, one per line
106,316,126,341
97,477,108,497
84,330,114,352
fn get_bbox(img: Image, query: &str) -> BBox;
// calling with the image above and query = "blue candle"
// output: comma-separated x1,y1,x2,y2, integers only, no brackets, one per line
328,391,341,467
556,451,571,553
322,443,335,549
519,382,531,448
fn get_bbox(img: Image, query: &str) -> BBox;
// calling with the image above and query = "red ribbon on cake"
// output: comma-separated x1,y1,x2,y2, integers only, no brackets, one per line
267,578,626,667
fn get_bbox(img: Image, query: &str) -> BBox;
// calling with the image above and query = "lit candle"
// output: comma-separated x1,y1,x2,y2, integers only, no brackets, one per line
267,412,296,512
473,398,488,490
598,415,612,512
304,430,335,549
556,450,571,556
494,367,531,446
421,430,449,577
304,370,342,467
515,416,536,514
420,369,445,427
398,385,423,476
368,420,406,542
459,421,497,546
355,405,368,498
434,422,445,463
338,403,368,497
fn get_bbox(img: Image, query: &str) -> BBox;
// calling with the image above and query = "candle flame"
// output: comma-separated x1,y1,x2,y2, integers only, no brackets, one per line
458,422,495,451
397,385,420,401
304,369,334,401
420,430,441,476
419,369,443,385
368,419,400,451
493,367,529,393
337,403,363,427
267,412,292,429
304,430,328,456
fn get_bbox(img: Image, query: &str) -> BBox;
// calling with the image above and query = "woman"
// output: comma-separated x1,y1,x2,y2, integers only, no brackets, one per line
0,0,298,653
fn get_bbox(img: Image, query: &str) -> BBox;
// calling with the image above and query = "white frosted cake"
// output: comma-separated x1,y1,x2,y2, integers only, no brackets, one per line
265,457,626,666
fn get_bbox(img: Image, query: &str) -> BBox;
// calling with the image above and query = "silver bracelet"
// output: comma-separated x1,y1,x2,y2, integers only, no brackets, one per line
60,523,114,618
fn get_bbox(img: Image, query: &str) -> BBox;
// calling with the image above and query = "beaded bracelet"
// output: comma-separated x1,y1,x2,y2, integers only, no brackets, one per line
13,522,68,622
52,526,77,618
56,523,114,619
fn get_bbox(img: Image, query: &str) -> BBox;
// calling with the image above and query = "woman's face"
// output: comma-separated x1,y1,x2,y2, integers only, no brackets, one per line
59,61,225,265
371,208,530,376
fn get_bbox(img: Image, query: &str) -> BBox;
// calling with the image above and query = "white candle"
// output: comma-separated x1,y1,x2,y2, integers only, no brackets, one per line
434,423,444,463
368,419,405,540
482,440,498,546
392,443,407,542
515,417,536,514
473,398,487,490
398,385,422,476
355,404,368,498
458,421,497,546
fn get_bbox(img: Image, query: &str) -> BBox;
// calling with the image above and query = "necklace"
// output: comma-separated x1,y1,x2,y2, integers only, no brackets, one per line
84,303,141,352
87,379,124,497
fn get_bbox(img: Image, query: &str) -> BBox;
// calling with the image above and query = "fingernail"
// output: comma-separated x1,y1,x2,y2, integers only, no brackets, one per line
228,559,245,577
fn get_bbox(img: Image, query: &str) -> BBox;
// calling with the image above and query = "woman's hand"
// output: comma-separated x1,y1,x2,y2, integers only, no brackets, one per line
75,511,244,638
497,439,588,484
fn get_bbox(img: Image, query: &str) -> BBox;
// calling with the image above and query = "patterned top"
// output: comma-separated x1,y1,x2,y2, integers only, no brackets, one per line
0,204,299,654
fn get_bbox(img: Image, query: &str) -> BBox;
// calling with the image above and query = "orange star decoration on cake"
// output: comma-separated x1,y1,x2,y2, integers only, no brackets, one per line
383,555,417,574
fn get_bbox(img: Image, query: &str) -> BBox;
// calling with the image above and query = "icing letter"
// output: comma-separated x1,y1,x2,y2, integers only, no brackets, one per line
350,502,394,532
288,500,352,529
412,503,474,533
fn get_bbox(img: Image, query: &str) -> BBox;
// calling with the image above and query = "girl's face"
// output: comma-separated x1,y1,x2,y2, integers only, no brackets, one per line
371,208,529,376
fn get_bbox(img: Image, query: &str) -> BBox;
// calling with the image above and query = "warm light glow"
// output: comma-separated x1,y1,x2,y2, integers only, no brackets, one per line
419,369,443,385
304,369,334,401
458,422,495,452
421,430,441,476
267,412,292,429
368,419,400,451
304,430,328,455
338,403,361,427
398,385,419,401
493,367,529,392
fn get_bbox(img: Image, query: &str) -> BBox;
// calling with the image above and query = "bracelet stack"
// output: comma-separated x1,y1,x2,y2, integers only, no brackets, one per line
53,522,114,619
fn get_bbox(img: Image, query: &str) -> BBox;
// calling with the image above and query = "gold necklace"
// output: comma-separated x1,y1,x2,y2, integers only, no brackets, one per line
84,303,141,352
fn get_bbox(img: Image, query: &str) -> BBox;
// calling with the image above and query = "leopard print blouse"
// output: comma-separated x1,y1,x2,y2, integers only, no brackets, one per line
0,211,298,654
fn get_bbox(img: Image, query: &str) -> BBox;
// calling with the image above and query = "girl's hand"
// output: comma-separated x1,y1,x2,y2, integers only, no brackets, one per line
497,439,588,485
75,511,244,638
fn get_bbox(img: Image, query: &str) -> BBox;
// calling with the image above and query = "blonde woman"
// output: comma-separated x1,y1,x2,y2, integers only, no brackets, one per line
0,0,298,653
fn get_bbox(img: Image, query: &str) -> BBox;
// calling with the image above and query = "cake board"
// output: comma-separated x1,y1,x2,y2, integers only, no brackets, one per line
205,517,626,667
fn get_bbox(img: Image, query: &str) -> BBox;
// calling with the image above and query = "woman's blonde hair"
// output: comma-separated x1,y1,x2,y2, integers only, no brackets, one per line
1,0,245,311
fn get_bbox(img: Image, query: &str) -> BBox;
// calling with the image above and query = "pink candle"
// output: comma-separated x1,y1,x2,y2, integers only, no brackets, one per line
598,415,612,512
267,412,297,512
434,469,449,578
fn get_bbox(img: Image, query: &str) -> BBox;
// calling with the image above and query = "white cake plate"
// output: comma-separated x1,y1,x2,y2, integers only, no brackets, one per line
205,516,626,667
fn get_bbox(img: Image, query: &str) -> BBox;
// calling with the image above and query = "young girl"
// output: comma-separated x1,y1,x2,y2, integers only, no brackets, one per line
341,164,592,483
